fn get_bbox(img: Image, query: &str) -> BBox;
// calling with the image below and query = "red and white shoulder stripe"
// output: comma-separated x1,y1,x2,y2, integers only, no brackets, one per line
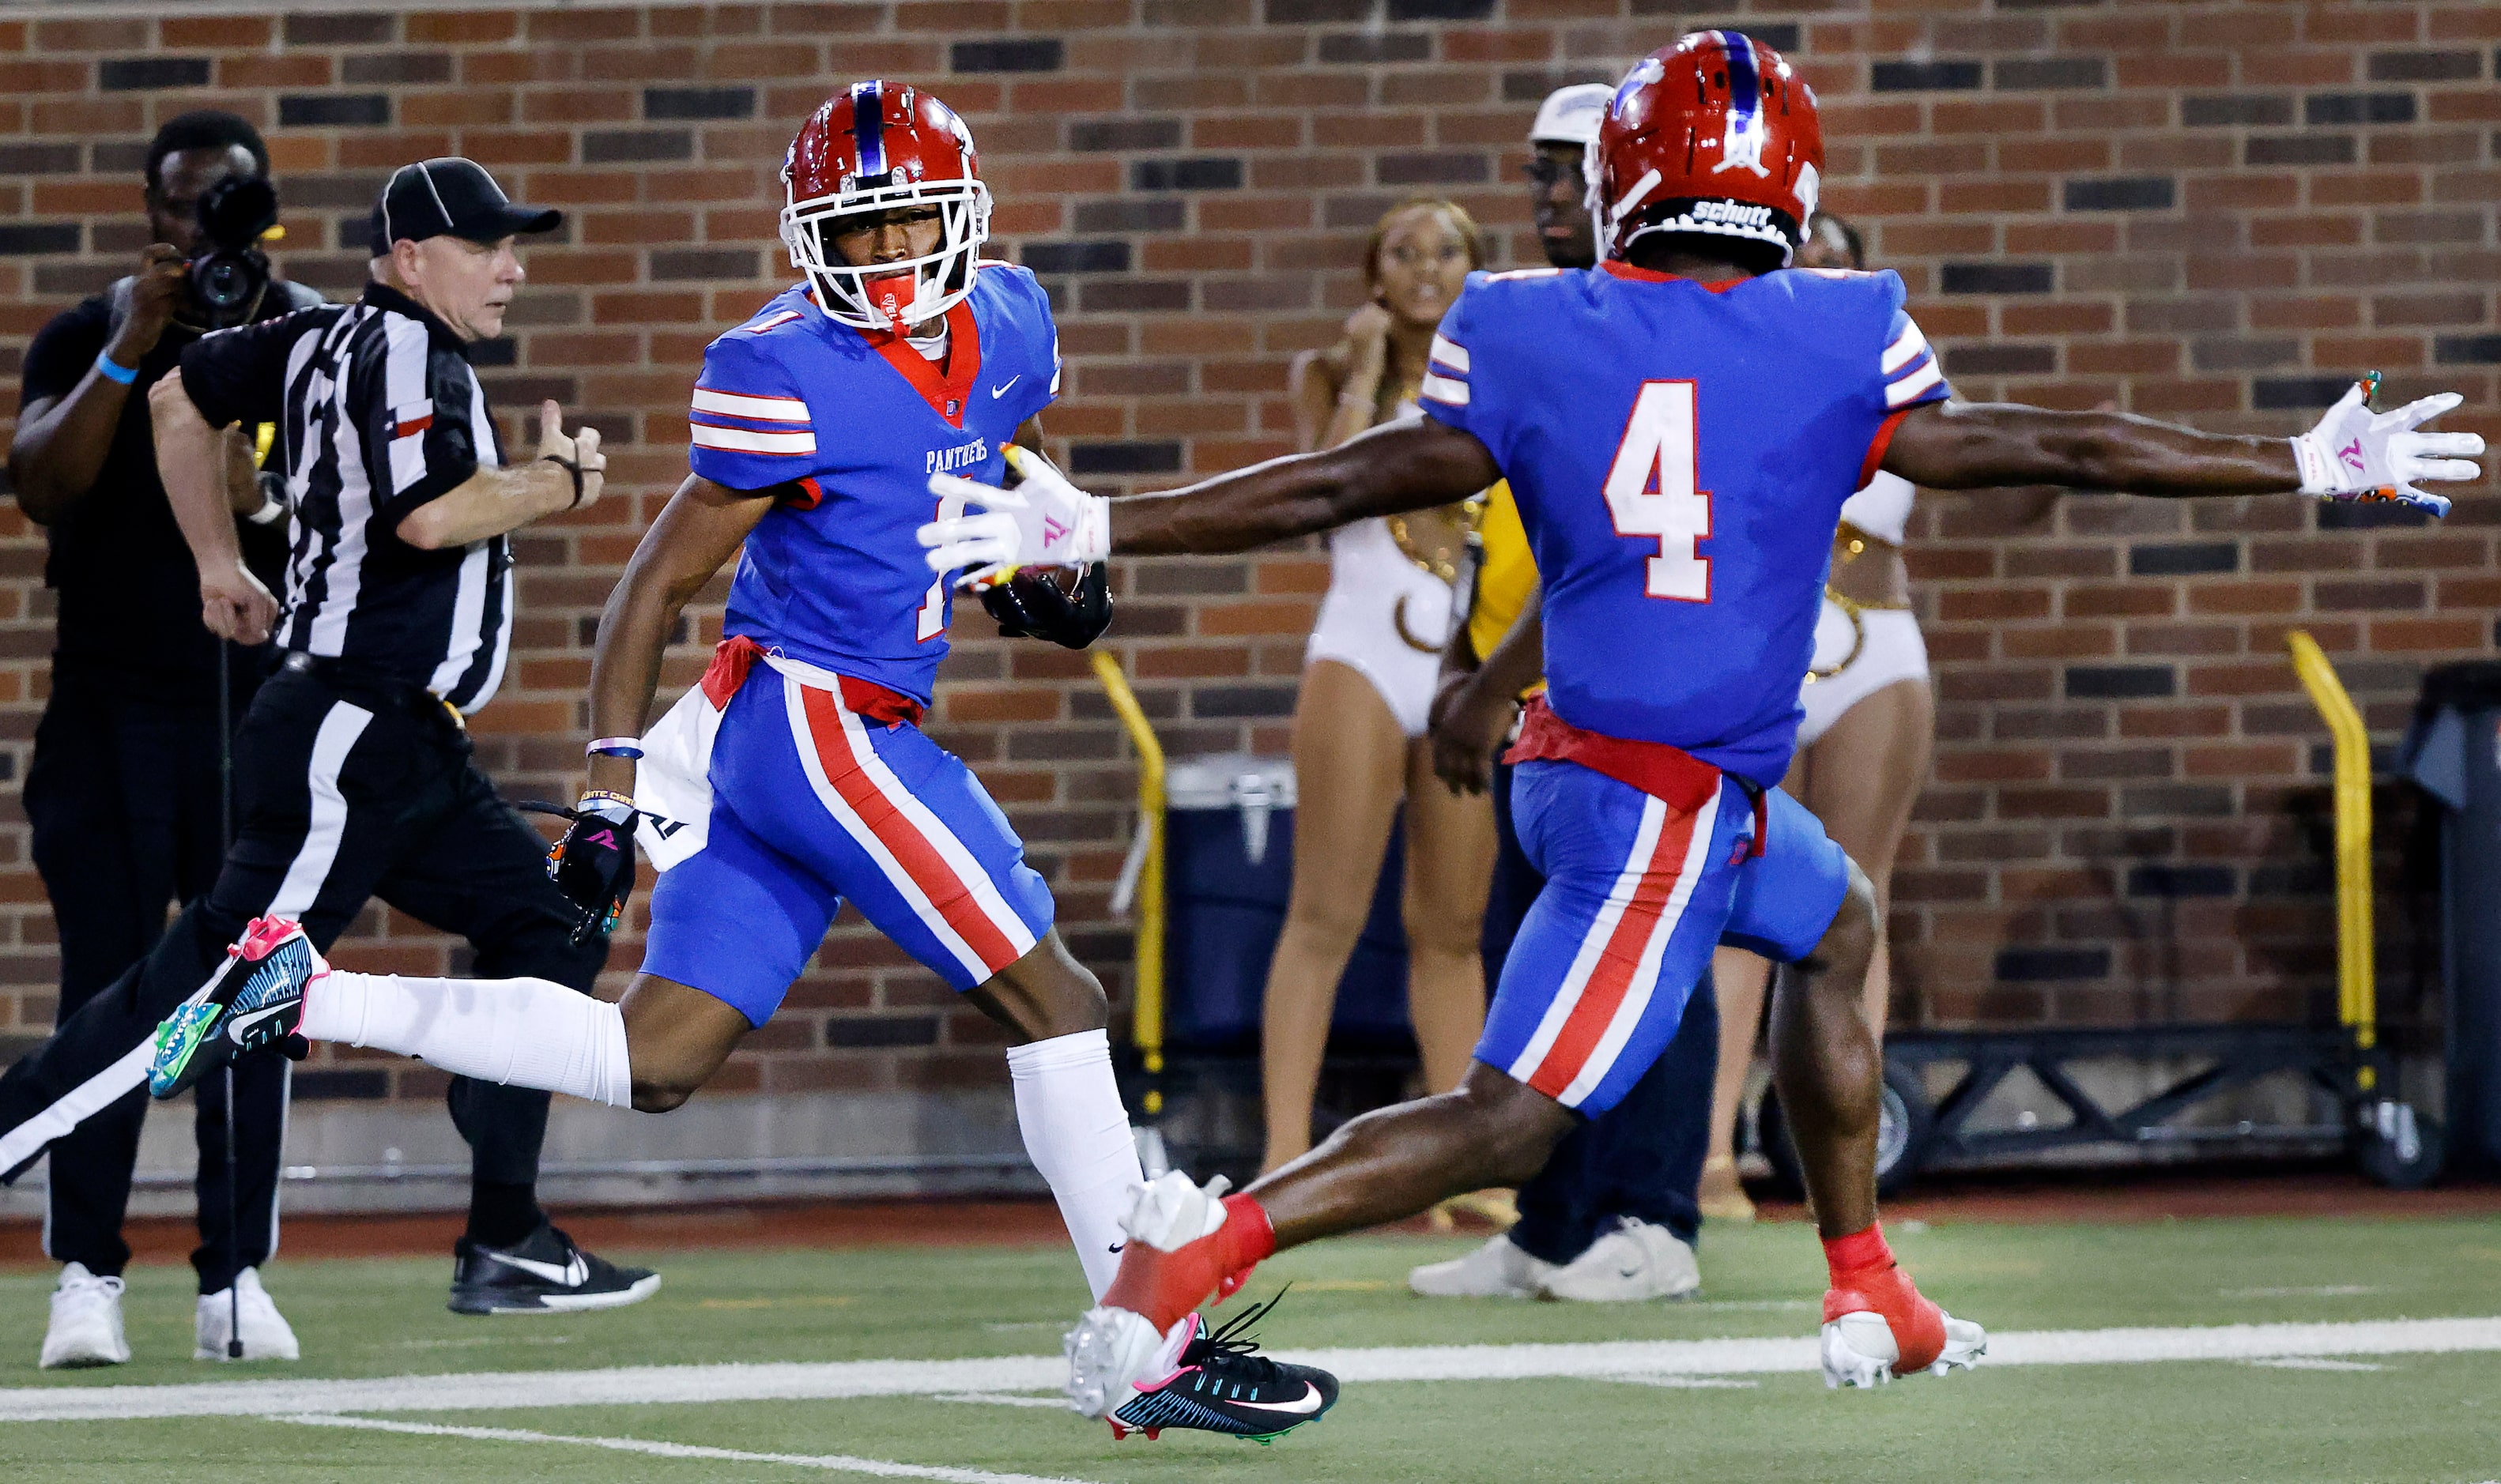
689,384,816,456
1879,315,1945,409
1420,332,1471,407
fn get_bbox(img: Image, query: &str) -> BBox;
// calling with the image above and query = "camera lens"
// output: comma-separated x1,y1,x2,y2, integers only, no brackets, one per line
196,254,251,311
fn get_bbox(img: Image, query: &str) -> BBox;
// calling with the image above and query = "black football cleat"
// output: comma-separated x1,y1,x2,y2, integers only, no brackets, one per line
1092,1294,1339,1444
448,1222,661,1315
151,917,324,1100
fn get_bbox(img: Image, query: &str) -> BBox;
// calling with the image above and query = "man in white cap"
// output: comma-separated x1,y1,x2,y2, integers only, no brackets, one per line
1405,82,1722,1305
1522,82,1612,271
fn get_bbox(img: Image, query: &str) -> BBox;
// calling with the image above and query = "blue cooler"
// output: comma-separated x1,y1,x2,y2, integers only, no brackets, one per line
1160,755,1410,1053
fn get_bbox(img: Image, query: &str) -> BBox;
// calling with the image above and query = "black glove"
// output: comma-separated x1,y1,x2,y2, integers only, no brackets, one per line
541,793,638,946
979,561,1113,649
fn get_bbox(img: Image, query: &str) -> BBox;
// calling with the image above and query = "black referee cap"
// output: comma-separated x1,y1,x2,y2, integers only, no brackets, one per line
369,158,561,255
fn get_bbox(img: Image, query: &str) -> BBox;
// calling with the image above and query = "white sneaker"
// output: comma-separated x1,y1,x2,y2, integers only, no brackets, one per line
195,1267,300,1362
1409,1235,1555,1298
40,1263,130,1369
1537,1218,1701,1303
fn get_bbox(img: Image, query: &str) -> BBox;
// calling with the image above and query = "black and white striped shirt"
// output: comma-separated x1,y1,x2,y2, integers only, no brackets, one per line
179,281,513,712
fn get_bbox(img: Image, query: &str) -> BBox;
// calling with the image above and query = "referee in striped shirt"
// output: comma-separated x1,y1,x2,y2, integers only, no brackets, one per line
0,160,657,1316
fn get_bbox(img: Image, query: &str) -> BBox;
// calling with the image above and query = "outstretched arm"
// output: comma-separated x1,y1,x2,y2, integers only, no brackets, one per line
1881,399,2294,495
1109,417,1502,555
920,417,1500,579
1884,382,2482,511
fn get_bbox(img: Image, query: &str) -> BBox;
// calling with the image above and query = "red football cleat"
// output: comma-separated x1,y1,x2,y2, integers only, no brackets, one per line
1820,1258,1986,1388
1097,1173,1273,1335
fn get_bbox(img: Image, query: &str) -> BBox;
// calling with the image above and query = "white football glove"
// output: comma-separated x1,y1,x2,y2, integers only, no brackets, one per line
921,444,1111,588
2289,378,2483,518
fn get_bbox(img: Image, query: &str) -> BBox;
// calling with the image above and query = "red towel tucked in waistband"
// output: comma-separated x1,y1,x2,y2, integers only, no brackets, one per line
1503,696,1767,857
698,635,926,728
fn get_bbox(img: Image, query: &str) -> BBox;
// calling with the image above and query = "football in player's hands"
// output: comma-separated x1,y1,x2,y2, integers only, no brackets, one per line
980,561,1113,649
2291,375,2484,518
922,444,1111,585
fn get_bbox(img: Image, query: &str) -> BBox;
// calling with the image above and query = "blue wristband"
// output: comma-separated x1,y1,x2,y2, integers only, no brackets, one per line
93,352,138,386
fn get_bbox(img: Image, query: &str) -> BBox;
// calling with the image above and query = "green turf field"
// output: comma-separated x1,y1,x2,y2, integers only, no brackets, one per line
6,1214,2501,1482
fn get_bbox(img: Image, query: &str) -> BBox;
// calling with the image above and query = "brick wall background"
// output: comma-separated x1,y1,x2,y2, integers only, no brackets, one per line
0,0,2494,1127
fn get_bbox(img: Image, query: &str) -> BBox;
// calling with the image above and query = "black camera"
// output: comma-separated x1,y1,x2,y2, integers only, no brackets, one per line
190,175,279,323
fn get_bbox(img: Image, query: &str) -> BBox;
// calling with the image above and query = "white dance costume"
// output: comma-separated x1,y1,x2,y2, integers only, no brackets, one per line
1304,403,1456,736
1307,517,1454,736
1798,471,1928,747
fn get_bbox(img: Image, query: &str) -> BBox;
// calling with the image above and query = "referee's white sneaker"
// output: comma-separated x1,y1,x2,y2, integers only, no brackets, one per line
195,1267,300,1362
1408,1235,1555,1298
40,1263,130,1369
1537,1218,1700,1303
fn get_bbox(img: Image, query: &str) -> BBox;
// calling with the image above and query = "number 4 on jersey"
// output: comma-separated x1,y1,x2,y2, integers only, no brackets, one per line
1604,380,1712,602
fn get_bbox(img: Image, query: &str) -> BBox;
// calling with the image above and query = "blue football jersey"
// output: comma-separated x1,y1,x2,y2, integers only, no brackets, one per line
1421,264,1949,785
687,262,1060,702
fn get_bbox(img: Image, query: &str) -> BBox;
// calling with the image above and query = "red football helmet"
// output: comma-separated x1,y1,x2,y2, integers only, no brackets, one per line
1587,32,1824,265
780,81,990,332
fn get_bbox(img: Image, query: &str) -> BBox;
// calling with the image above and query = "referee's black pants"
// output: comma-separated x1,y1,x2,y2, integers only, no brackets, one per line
25,670,288,1296
0,662,608,1258
1482,759,1716,1262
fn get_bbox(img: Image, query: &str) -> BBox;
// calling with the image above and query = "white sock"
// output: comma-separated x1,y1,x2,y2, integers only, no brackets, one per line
1006,1028,1145,1301
299,971,633,1109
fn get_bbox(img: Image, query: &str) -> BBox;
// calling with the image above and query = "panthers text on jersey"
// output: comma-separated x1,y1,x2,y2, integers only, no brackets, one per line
1420,262,1948,785
687,261,1060,702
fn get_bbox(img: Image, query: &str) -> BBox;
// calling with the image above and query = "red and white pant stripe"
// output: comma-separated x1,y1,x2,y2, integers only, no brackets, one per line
783,676,1039,983
1503,781,1726,1106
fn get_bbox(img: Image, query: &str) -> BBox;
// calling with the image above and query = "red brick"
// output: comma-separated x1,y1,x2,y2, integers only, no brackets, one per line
32,17,145,49
0,0,2477,1071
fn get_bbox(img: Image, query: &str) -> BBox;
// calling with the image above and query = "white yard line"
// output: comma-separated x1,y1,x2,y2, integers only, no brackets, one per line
6,1315,2499,1423
928,1392,1079,1409
2220,1285,2382,1299
269,1413,1097,1484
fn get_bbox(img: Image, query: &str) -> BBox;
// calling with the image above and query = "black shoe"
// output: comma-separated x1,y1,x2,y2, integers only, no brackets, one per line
1107,1294,1339,1444
448,1222,660,1315
150,917,323,1100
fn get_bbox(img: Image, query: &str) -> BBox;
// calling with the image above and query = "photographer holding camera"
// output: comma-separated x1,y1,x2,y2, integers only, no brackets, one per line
7,111,315,1369
0,153,659,1362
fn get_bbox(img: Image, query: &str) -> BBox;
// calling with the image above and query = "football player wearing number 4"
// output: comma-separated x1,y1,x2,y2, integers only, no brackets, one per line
922,32,2484,1417
146,83,1336,1441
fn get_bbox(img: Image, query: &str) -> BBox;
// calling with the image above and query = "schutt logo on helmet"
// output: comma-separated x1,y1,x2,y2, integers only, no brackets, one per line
1588,31,1825,268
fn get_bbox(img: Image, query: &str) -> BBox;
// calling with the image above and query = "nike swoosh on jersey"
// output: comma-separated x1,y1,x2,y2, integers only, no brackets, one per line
990,375,1020,397
1228,1384,1326,1416
481,1249,590,1287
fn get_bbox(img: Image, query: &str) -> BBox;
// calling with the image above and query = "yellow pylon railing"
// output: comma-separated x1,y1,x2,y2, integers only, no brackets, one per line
1091,650,1166,1114
2287,630,2376,1087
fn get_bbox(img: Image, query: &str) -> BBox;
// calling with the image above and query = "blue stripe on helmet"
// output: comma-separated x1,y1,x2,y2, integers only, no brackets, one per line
851,79,885,177
1718,31,1760,137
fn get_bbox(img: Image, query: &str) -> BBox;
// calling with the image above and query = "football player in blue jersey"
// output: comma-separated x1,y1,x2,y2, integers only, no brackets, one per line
919,32,2484,1415
145,81,1338,1441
